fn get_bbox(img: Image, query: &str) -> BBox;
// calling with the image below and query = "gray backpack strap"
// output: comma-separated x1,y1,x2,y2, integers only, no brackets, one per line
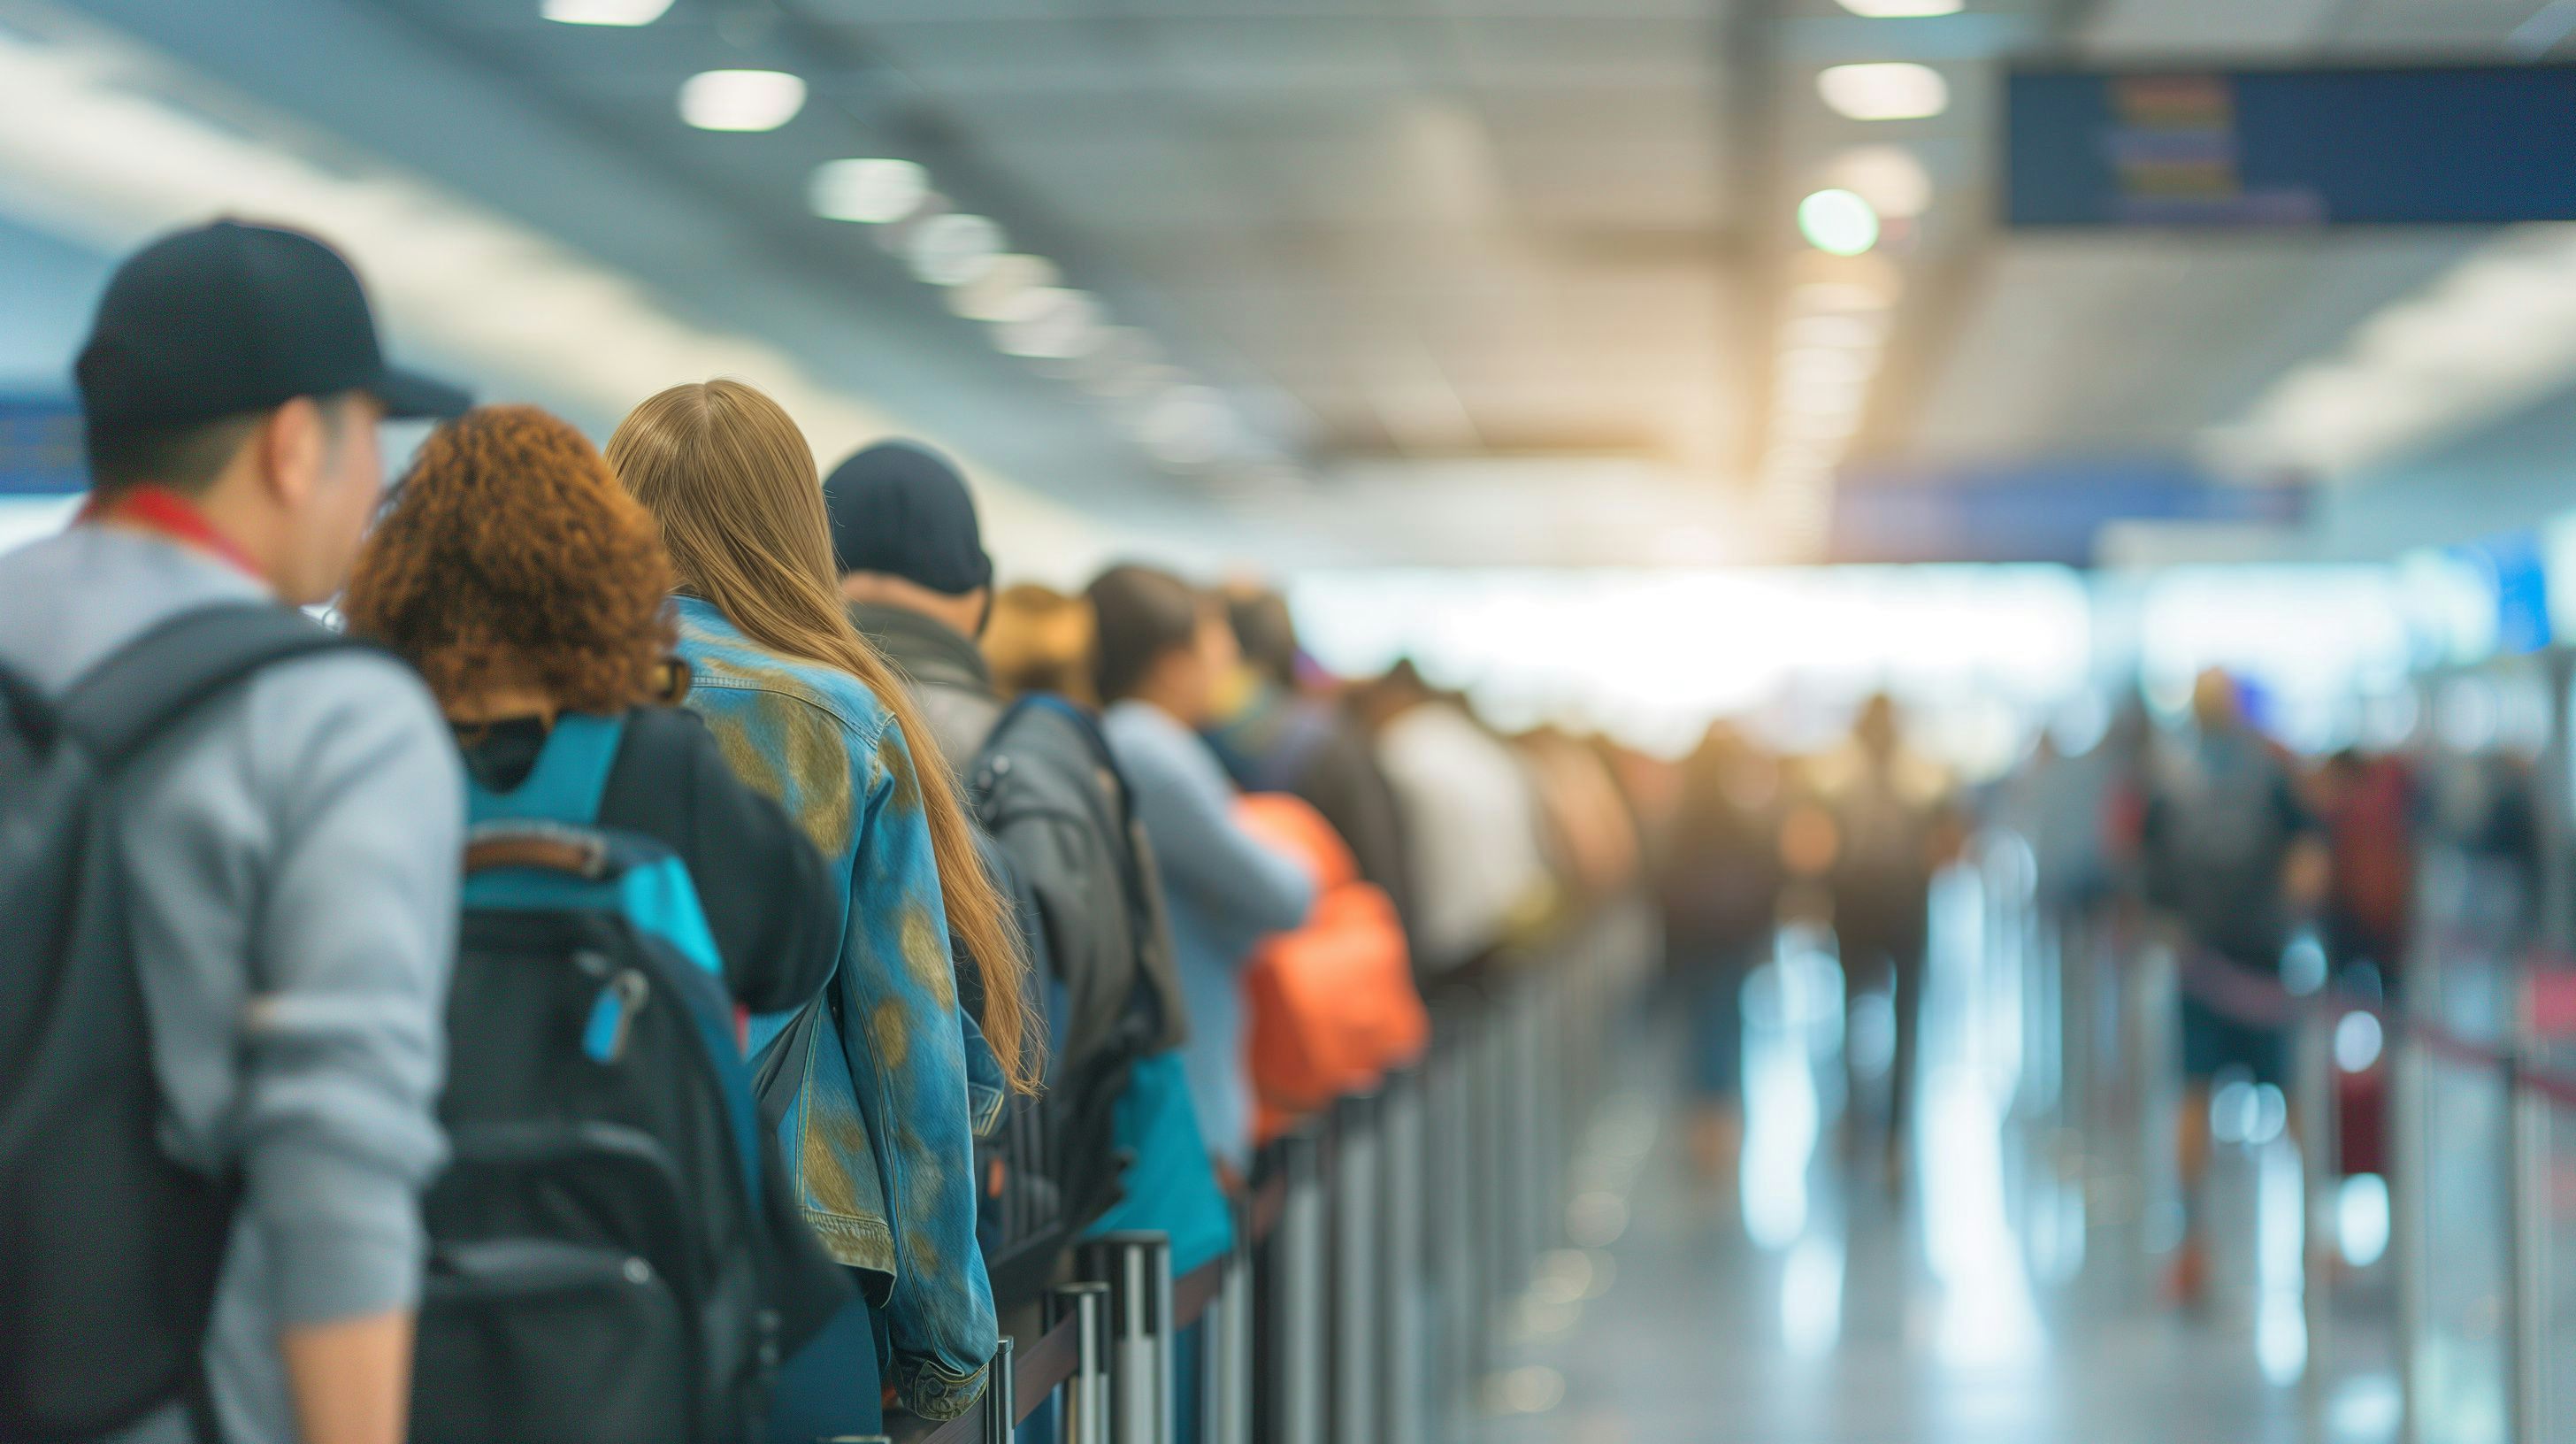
56,604,366,768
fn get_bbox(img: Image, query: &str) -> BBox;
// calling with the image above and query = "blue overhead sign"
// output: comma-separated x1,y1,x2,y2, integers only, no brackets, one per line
0,396,83,496
2006,65,2576,228
1828,457,2305,565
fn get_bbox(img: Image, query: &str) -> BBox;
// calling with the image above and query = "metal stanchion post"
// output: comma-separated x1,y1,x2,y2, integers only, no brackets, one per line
1330,1093,1381,1444
2393,1018,2428,1444
1430,1008,1476,1425
1514,979,1535,1273
1076,1233,1171,1444
1268,1125,1325,1444
2509,1032,2549,1444
2135,931,2184,1298
982,1337,1017,1444
1380,1068,1427,1444
1209,1233,1250,1444
2294,1004,2335,1419
1054,1283,1109,1444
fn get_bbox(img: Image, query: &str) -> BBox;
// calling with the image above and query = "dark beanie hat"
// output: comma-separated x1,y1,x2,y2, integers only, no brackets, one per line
821,440,994,595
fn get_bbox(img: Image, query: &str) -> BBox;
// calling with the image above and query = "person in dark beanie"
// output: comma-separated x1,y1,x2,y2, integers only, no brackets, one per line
0,220,469,1444
824,440,1003,765
822,441,1196,1326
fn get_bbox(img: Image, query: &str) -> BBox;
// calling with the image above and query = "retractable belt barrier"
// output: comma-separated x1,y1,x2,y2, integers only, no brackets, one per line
2172,944,2576,1107
887,895,1660,1444
2031,867,2576,1444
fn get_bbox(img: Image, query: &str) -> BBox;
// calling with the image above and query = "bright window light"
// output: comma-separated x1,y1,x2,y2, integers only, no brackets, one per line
1818,62,1950,121
809,157,927,223
679,70,806,132
907,211,1005,287
1798,188,1881,256
1837,0,1964,14
541,0,672,23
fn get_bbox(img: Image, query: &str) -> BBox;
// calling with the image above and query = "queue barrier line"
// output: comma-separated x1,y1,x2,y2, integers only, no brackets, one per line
2173,946,2576,1110
2102,905,2572,1444
886,894,1660,1444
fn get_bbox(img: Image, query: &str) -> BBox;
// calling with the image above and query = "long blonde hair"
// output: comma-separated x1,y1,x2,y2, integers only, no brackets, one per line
606,380,1038,1095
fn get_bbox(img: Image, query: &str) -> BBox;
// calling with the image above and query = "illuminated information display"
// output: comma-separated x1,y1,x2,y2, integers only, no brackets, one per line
2005,65,2576,228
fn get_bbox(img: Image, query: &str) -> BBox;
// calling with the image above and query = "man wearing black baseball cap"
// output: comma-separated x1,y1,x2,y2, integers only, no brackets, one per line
0,221,470,1444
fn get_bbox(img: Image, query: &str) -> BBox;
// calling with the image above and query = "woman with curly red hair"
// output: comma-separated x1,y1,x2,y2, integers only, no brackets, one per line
341,403,840,1016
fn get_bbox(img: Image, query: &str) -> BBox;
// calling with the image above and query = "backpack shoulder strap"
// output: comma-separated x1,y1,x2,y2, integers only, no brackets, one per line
55,603,366,769
467,712,629,827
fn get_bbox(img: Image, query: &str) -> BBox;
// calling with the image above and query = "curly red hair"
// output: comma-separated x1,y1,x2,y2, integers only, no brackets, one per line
345,405,676,714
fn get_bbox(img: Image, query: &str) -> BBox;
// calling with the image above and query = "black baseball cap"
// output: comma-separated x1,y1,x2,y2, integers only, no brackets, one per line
76,219,471,430
822,441,994,595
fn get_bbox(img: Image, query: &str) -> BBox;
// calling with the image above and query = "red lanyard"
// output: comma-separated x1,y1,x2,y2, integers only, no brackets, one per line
80,487,263,580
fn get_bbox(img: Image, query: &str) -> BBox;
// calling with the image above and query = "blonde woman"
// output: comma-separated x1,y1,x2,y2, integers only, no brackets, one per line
607,380,1035,1438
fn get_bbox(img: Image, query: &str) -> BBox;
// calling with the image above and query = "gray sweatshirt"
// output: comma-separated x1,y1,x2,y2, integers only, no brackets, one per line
0,525,461,1444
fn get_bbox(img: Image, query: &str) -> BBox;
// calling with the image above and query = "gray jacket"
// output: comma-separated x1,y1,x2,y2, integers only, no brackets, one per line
852,603,1189,1077
0,526,461,1444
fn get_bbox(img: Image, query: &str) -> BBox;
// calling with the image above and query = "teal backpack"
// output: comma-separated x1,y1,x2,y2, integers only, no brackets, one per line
412,712,840,1444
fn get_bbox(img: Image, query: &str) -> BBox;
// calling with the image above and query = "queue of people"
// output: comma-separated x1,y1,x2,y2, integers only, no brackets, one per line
0,219,1673,1444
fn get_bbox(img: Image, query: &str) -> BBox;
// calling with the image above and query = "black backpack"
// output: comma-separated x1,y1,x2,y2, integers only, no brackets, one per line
0,604,363,1439
415,712,843,1444
964,695,1182,1306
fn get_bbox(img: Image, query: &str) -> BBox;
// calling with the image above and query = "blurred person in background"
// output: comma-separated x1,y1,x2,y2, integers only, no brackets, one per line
1206,585,1415,934
1088,564,1316,1179
2143,668,2327,1305
609,380,1034,1435
2313,747,2417,1000
1354,660,1554,977
1819,693,1954,1189
0,221,468,1444
1516,726,1644,910
1660,722,1785,1179
985,582,1100,706
975,569,1241,1283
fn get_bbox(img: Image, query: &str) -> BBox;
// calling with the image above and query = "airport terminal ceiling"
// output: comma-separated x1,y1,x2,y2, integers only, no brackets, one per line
6,0,2576,572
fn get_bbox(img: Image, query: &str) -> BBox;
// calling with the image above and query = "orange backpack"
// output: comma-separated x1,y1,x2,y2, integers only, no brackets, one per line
1233,794,1429,1141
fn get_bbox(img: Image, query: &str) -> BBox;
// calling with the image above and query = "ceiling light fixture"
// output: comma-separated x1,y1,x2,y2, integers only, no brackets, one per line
809,157,927,223
1782,312,1886,350
1817,62,1950,121
905,211,1005,287
949,254,1061,321
993,288,1104,360
1798,188,1882,256
678,70,806,132
541,0,673,24
1835,0,1964,15
1827,144,1934,219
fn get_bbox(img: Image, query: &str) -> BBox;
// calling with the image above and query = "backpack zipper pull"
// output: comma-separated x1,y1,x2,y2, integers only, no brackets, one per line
581,970,651,1063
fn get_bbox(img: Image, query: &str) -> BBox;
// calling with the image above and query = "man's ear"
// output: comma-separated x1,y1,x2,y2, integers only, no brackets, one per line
256,396,329,509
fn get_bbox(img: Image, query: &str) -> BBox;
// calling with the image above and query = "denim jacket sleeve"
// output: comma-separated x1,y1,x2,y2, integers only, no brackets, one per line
847,720,1000,1417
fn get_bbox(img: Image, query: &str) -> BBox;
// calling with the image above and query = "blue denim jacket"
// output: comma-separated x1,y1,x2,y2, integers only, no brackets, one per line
672,598,999,1418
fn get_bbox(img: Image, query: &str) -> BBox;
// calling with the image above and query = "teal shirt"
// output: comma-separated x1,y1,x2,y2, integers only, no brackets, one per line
671,597,996,1419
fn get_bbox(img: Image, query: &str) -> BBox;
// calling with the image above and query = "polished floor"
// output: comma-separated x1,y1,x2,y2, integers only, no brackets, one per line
1463,914,2409,1444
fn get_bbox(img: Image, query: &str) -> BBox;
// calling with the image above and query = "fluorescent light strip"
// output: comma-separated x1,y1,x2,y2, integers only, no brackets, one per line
0,3,1112,572
2221,226,2576,478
